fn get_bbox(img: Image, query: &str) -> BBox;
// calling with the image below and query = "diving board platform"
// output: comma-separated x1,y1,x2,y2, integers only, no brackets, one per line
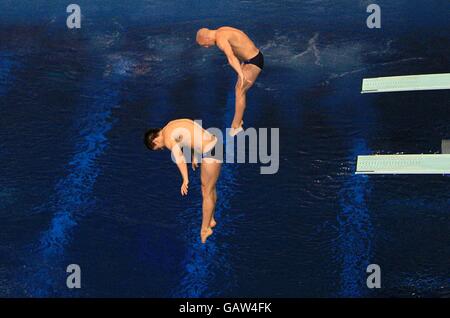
356,154,450,174
361,73,450,93
356,140,450,174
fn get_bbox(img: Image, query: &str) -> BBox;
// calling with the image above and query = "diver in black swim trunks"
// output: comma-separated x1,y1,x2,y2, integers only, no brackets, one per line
196,26,264,136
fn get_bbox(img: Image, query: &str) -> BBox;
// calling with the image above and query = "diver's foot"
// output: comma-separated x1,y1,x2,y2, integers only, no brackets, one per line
200,227,213,244
209,219,217,228
229,121,244,137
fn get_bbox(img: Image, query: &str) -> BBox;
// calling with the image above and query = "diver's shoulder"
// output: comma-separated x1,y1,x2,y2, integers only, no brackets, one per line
217,26,242,35
167,118,194,125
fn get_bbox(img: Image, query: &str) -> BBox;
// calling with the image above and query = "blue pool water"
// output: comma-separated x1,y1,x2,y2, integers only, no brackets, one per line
1,0,450,297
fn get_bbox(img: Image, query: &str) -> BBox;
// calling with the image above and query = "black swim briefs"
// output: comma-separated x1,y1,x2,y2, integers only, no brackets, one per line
243,51,264,70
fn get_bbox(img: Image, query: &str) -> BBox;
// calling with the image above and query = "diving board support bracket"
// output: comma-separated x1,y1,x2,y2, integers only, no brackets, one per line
361,73,450,93
442,140,450,154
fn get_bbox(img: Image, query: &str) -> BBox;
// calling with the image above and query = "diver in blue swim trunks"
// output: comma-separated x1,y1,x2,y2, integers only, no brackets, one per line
196,26,264,136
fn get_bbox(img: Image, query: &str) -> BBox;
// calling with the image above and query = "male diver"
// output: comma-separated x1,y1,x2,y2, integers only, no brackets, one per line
196,26,264,136
144,119,222,243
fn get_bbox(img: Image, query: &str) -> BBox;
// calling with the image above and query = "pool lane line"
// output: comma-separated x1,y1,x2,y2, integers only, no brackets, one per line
173,89,238,297
337,139,374,297
21,58,133,296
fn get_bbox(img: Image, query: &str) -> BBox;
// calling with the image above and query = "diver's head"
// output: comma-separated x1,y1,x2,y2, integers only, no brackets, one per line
196,28,216,48
144,128,164,150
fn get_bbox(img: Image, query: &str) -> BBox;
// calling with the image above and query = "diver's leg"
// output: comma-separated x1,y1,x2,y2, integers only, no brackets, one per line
200,159,221,243
210,188,217,228
232,81,246,131
231,63,261,132
211,189,217,227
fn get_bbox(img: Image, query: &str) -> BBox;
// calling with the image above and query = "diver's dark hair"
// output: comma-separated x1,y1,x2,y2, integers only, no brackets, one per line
144,128,162,150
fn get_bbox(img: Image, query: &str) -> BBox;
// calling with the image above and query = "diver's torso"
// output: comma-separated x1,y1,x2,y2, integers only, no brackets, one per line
165,119,216,153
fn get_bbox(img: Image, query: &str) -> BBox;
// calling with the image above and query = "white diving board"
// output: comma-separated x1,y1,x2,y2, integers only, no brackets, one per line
356,140,450,175
356,154,450,175
361,73,450,93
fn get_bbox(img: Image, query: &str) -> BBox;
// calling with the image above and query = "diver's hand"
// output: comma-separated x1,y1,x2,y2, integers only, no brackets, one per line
192,157,199,171
181,179,189,196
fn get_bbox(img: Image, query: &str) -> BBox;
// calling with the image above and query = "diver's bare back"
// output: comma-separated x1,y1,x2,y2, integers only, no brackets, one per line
216,26,260,61
163,119,215,153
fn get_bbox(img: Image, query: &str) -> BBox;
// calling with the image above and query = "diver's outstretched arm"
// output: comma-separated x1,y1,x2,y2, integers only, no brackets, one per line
171,144,189,196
